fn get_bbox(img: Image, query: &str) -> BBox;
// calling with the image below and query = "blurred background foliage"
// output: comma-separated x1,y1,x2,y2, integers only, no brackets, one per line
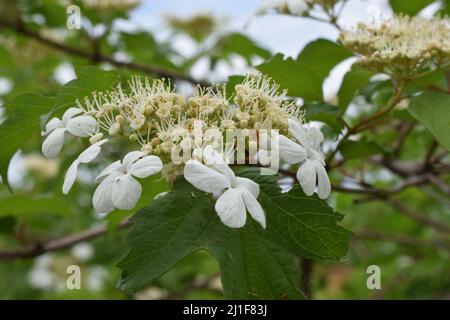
0,0,449,299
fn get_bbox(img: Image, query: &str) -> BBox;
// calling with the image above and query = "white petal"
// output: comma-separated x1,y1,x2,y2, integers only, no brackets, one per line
240,188,266,229
307,126,324,151
62,107,83,123
128,155,163,178
42,127,66,158
122,151,145,169
257,149,272,166
78,139,108,164
93,173,117,214
203,146,235,181
278,135,307,164
287,0,308,15
111,174,142,210
316,162,331,199
203,145,226,165
95,160,122,183
43,117,63,135
66,116,97,137
215,188,246,228
296,159,316,196
184,160,230,195
234,177,260,198
62,160,79,194
288,119,309,146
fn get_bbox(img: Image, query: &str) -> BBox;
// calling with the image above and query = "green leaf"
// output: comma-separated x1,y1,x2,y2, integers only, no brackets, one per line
440,0,450,15
257,54,323,101
120,32,179,71
242,169,351,260
340,140,382,160
303,102,344,134
0,194,72,218
257,39,351,101
213,33,272,64
118,168,350,298
338,65,374,112
0,93,56,189
389,0,436,16
54,66,120,117
408,92,450,151
296,39,352,83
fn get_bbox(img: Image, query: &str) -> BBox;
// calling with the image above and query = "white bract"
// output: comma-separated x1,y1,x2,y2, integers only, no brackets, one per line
42,107,97,158
284,119,330,199
62,139,108,194
260,120,330,199
93,151,163,214
184,146,266,229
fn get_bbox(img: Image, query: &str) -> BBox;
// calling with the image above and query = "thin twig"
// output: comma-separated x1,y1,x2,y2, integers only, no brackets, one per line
0,18,207,86
300,258,314,300
0,220,131,260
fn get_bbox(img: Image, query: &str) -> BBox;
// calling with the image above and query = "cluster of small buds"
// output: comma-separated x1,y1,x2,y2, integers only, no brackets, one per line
339,15,450,79
187,86,229,120
233,74,303,135
71,74,304,181
82,0,141,11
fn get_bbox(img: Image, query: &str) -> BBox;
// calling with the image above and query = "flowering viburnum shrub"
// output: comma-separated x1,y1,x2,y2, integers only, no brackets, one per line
41,74,327,225
1,0,449,300
36,72,349,298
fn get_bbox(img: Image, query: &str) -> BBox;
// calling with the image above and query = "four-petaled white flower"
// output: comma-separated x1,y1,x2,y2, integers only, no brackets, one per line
280,119,331,199
184,146,266,229
42,107,97,158
93,151,163,214
62,139,109,194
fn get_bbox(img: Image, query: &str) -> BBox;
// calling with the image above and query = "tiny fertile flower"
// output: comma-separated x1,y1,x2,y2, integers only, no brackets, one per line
184,146,266,229
93,151,163,214
42,107,97,158
62,139,108,194
281,119,330,199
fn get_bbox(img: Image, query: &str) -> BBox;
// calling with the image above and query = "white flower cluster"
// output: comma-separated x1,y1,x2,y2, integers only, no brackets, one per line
41,74,330,229
339,15,450,78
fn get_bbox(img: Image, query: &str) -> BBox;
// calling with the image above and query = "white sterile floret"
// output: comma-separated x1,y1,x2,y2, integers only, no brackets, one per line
184,146,266,229
260,120,330,199
42,107,97,158
62,139,108,194
93,151,163,214
284,119,330,199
